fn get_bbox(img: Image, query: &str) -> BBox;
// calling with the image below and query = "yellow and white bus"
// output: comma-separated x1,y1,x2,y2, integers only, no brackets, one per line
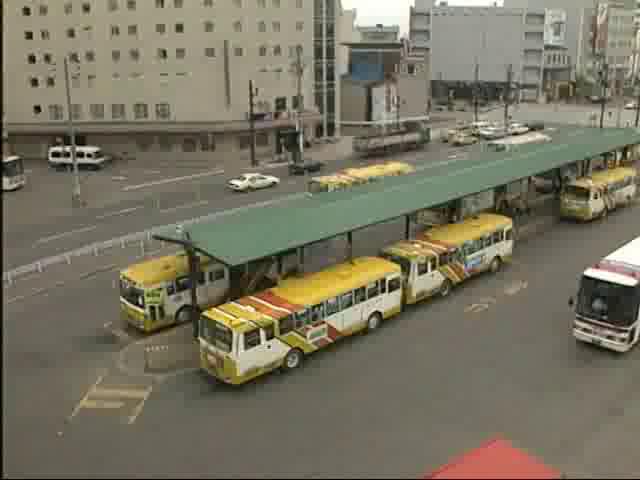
380,213,514,304
119,253,229,333
308,161,415,193
560,167,637,221
199,257,403,385
2,155,26,192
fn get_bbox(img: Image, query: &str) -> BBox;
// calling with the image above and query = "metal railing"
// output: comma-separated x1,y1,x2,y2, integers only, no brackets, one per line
3,192,309,286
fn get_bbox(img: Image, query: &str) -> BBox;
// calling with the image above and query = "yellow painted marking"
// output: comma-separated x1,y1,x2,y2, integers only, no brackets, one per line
127,386,153,425
81,399,126,409
504,280,528,296
91,386,150,400
464,297,496,314
67,372,107,422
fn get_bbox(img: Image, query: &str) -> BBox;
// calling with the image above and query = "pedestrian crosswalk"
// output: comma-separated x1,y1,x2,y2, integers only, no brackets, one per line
68,370,153,425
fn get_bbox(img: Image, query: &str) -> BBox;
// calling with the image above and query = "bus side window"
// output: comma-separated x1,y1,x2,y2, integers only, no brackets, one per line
325,297,340,317
295,308,309,328
310,303,324,324
51,151,61,159
166,282,176,296
263,324,275,341
340,292,354,310
208,269,225,283
379,278,387,294
388,277,401,292
149,306,157,321
440,253,449,266
505,229,513,241
197,271,206,285
175,275,191,293
63,151,71,158
243,329,261,351
354,287,366,304
483,235,492,248
418,261,429,276
76,151,85,159
367,282,379,299
279,315,294,335
492,231,501,244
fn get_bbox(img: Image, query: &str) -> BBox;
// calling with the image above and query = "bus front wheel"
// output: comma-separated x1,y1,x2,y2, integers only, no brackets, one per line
175,306,195,325
489,257,502,274
366,312,382,332
283,349,303,371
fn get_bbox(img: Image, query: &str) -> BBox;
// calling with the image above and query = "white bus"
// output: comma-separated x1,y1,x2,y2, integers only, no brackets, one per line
48,145,109,170
487,132,551,152
2,155,26,191
569,236,640,352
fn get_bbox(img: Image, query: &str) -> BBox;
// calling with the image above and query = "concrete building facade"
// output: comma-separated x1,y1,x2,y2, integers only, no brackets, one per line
3,0,356,164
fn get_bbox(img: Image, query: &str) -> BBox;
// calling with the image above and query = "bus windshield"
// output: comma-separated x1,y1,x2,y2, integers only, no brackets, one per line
577,276,639,327
380,253,411,276
3,158,24,177
563,185,590,201
200,316,233,353
119,277,145,309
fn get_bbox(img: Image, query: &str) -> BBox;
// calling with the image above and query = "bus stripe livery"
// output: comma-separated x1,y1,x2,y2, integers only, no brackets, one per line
199,213,514,385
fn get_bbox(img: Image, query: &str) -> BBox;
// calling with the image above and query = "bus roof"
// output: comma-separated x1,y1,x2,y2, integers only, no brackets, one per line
310,174,362,186
381,238,453,261
49,145,102,152
571,166,636,189
420,213,512,247
424,438,562,479
605,235,640,267
120,253,215,287
270,256,400,307
585,236,640,285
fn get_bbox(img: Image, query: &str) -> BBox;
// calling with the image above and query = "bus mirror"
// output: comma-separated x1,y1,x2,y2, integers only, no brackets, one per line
568,297,574,307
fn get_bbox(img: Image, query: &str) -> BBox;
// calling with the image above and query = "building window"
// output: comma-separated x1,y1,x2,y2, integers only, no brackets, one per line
176,48,186,59
128,25,138,36
25,31,34,40
204,0,214,6
174,0,184,6
204,21,214,32
67,28,76,39
234,21,242,32
175,23,184,33
234,47,243,56
127,0,136,10
156,24,166,34
111,25,120,37
273,0,280,7
256,132,268,147
43,53,53,64
258,21,266,33
112,50,121,61
259,45,267,56
158,136,172,151
33,105,42,115
27,54,36,64
69,52,80,63
292,94,303,110
156,103,171,119
157,48,168,60
90,104,105,119
205,47,216,57
156,0,165,7
22,6,31,16
273,21,280,32
238,135,251,149
85,51,95,62
82,3,91,13
274,45,281,56
296,0,302,7
275,96,286,111
39,5,48,15
71,104,83,120
49,105,64,120
112,104,126,119
64,3,72,14
134,103,149,119
29,77,39,88
200,134,215,151
108,0,118,11
88,75,96,87
129,49,140,61
46,77,55,87
296,21,304,31
41,30,50,40
182,138,197,152
234,0,242,6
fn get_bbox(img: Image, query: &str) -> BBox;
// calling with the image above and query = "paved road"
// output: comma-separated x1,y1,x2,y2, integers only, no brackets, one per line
3,140,463,270
4,202,639,478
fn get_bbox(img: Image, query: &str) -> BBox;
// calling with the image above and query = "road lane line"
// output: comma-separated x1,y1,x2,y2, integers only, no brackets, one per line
123,169,224,191
67,371,107,422
96,206,144,220
35,225,97,245
127,385,153,424
160,200,208,214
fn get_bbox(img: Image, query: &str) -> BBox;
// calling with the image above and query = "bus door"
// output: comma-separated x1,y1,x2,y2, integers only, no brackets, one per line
414,257,443,299
462,238,486,276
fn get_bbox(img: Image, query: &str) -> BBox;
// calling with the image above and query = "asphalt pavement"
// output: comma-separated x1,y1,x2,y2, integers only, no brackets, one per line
4,201,639,478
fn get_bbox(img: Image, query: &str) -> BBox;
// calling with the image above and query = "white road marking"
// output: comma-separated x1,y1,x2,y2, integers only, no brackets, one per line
96,206,144,220
34,225,97,245
160,200,208,214
504,280,528,296
122,169,224,191
111,175,128,181
144,170,161,174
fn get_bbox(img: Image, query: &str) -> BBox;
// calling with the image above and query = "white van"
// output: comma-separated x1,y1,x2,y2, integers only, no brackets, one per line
48,145,110,170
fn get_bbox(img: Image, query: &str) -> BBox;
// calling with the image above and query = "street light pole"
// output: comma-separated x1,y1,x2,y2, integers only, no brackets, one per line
599,59,609,129
248,79,257,167
63,57,82,207
504,64,513,128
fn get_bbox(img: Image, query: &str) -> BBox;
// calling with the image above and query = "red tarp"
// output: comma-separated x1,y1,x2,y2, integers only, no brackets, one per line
424,437,562,479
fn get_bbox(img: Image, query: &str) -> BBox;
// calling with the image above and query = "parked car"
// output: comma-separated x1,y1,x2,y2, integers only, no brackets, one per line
525,121,545,131
451,133,478,146
289,160,325,175
227,173,280,192
624,101,637,110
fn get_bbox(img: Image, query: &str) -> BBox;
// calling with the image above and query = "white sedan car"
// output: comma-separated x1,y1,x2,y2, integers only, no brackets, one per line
227,173,280,192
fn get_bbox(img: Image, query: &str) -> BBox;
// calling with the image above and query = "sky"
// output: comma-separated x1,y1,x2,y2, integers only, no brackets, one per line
341,0,505,35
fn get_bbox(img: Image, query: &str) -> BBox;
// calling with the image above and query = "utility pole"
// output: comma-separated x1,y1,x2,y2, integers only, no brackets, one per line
504,63,513,128
63,57,82,207
396,81,401,129
248,79,257,167
473,60,480,123
291,45,306,162
598,58,609,129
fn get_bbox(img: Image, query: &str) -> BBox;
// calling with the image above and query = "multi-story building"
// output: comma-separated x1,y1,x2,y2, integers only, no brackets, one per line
412,1,545,103
3,0,354,164
358,24,399,43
